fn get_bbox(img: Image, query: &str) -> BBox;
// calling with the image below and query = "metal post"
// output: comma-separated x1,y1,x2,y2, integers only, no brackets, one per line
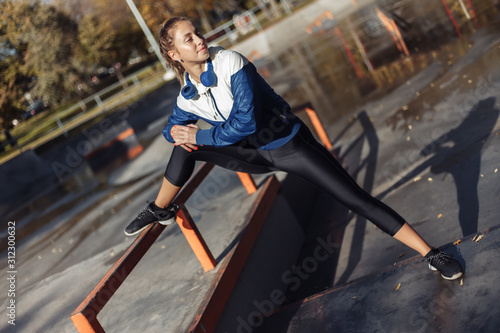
281,0,292,15
55,117,69,138
124,0,171,75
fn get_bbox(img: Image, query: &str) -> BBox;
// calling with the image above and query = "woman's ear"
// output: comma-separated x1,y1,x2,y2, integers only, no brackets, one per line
168,50,178,62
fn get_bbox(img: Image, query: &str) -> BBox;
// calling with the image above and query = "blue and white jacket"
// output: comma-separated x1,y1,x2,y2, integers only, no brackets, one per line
162,47,301,150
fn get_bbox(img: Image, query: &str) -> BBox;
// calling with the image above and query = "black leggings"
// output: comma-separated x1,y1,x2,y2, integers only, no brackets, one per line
165,125,405,236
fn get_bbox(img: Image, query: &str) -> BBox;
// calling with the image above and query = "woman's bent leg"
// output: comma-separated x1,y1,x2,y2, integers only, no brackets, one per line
164,144,276,188
155,177,181,208
125,143,274,236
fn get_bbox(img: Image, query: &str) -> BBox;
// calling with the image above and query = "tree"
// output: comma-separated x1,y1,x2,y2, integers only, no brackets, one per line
0,0,91,128
87,0,149,65
78,14,119,66
0,0,38,128
137,0,216,33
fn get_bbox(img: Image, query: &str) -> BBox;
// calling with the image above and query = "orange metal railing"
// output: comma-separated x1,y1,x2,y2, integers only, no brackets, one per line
70,163,257,332
71,105,333,333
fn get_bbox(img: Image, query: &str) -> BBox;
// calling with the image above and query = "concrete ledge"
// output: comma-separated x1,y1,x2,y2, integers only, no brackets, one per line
215,193,305,332
256,225,500,332
188,176,281,333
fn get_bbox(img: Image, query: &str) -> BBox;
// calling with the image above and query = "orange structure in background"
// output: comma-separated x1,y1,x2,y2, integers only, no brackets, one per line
305,107,332,150
305,10,334,34
334,25,364,79
375,7,410,57
247,50,271,78
306,11,364,79
441,0,462,37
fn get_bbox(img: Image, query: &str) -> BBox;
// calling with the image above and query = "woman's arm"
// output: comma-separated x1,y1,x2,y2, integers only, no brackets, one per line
162,102,199,143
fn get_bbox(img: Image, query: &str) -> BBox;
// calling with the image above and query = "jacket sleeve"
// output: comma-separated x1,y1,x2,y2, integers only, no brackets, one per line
196,52,259,147
162,102,200,143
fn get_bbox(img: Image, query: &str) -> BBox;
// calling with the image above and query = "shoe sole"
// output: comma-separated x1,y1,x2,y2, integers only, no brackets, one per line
124,224,150,237
429,264,464,280
158,216,176,226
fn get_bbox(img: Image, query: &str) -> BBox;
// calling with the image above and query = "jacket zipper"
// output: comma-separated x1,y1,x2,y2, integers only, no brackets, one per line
208,89,227,121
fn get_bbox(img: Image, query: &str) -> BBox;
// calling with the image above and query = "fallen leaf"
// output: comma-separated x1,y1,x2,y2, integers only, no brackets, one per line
437,213,443,219
453,239,461,245
399,252,405,258
395,283,401,291
495,168,498,174
460,278,464,286
402,105,409,111
472,234,484,243
413,176,422,182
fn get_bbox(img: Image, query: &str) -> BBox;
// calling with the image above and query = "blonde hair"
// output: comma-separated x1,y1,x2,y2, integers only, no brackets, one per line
159,17,190,84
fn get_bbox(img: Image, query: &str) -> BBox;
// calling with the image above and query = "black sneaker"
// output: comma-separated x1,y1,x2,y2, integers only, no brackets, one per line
124,201,178,236
425,248,464,280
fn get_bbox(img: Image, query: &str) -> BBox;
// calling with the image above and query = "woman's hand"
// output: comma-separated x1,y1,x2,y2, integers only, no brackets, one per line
171,124,200,152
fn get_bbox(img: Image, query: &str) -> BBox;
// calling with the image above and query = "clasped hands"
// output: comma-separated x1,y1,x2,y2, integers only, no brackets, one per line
170,124,200,152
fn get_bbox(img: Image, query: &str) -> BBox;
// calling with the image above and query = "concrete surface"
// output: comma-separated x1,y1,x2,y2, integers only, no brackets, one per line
1,0,500,332
255,227,500,333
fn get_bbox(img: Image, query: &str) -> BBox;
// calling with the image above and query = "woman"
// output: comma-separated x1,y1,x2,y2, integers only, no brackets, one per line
124,17,463,281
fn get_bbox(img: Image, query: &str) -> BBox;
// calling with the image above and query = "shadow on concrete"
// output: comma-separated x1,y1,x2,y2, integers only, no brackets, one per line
377,97,499,237
335,111,379,285
277,110,380,302
249,110,380,332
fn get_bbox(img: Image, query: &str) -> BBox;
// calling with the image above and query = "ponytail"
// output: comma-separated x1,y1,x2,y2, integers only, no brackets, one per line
159,17,190,85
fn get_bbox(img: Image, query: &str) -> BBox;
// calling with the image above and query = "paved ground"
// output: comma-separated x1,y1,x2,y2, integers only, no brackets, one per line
1,0,500,332
255,226,500,333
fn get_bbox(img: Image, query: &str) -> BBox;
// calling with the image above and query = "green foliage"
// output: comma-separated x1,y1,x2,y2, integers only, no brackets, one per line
0,0,263,129
78,15,118,66
0,1,85,128
0,0,144,129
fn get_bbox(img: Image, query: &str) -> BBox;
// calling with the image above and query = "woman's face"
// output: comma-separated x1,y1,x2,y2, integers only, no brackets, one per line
170,20,209,64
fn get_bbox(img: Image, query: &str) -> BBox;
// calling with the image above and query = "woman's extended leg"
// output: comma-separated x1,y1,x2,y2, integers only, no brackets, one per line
265,126,463,279
393,223,431,256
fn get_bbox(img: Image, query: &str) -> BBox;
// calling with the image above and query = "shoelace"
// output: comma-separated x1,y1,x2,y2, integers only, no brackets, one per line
427,252,453,267
136,205,154,220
